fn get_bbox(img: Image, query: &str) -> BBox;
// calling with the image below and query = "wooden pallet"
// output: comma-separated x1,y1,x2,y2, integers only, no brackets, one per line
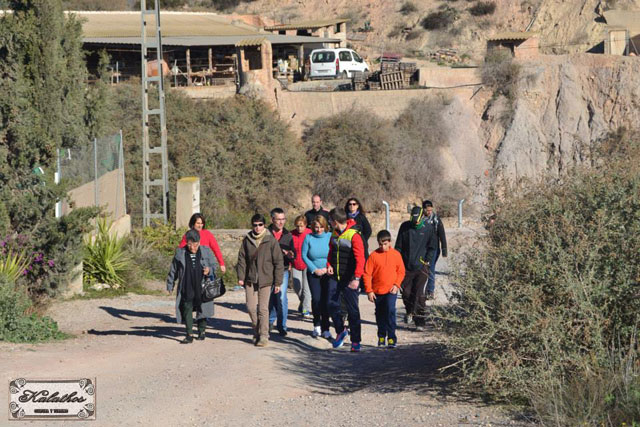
380,71,405,90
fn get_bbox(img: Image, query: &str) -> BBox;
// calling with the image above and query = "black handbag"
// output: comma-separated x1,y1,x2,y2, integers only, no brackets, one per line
202,276,226,302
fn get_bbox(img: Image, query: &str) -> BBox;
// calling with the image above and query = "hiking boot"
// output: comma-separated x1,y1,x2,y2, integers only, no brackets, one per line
302,311,313,319
180,336,193,344
333,329,349,348
279,329,288,337
255,338,269,347
378,337,386,347
196,332,206,341
404,314,413,324
311,326,321,338
350,342,361,352
321,330,333,340
387,338,397,348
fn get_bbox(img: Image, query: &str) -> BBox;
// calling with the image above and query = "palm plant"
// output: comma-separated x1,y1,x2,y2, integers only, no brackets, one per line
83,217,131,289
0,250,29,283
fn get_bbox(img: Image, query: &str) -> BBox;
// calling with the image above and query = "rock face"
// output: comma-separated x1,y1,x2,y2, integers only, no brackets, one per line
489,54,640,180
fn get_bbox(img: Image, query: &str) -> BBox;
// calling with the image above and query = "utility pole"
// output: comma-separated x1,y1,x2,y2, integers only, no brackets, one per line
140,0,169,227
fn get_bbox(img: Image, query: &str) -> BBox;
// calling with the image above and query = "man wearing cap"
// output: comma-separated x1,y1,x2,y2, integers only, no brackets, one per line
395,206,438,331
422,200,447,300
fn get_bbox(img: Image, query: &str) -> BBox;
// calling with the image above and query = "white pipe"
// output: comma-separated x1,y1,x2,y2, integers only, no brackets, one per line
458,199,465,228
382,200,390,231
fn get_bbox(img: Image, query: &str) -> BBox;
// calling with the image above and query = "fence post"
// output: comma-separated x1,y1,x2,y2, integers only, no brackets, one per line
94,137,98,210
458,199,465,228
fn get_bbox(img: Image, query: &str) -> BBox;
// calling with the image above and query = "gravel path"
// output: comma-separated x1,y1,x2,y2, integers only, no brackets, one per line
1,229,532,426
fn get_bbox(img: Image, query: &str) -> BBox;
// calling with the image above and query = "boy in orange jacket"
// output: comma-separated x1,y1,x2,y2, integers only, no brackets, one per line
363,230,406,348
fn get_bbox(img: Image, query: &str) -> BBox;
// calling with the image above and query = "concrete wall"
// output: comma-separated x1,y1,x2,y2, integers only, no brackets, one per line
64,169,127,223
417,66,481,88
173,85,236,100
514,37,539,60
606,29,628,55
276,87,475,136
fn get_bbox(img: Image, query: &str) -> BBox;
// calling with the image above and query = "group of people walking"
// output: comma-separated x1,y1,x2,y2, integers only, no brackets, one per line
166,195,447,351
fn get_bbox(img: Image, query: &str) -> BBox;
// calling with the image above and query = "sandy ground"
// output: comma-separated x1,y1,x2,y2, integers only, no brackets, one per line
1,230,532,426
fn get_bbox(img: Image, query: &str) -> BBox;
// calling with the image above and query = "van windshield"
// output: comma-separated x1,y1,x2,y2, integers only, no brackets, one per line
312,51,335,63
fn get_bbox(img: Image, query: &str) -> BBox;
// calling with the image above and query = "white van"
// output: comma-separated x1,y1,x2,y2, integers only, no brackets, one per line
308,48,369,79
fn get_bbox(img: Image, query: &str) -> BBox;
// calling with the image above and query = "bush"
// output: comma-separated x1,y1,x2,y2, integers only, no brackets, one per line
0,249,29,283
399,1,418,15
303,110,397,208
421,6,459,30
442,130,640,424
0,277,65,342
106,85,308,227
469,1,496,16
83,217,132,288
405,29,423,41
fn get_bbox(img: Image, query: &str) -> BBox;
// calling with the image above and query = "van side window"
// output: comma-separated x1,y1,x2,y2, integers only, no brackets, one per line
339,51,352,61
312,51,335,63
352,52,363,63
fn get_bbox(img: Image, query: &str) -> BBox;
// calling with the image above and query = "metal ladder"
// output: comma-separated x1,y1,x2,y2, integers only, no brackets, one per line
140,0,169,227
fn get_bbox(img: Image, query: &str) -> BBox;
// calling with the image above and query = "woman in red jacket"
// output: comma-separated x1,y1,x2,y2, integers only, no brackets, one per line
178,213,226,273
291,215,312,317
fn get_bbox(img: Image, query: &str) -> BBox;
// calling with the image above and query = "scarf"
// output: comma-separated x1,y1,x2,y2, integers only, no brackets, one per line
182,248,203,309
251,228,268,247
348,210,360,219
413,219,427,230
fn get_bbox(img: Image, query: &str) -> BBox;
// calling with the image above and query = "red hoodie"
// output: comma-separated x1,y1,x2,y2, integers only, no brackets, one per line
291,228,311,271
326,219,365,279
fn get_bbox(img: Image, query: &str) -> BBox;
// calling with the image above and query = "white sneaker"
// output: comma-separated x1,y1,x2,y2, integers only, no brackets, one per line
311,326,321,338
321,330,333,340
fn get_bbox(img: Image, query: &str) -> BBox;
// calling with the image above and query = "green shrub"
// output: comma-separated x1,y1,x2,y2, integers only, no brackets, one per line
405,29,423,41
399,1,418,15
105,85,307,227
442,130,640,424
469,1,496,16
83,217,132,288
303,109,397,208
0,278,65,342
421,6,459,30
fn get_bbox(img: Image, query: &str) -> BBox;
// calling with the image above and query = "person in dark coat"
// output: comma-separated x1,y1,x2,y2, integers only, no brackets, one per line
267,207,295,336
344,197,372,259
304,194,331,229
167,229,218,344
422,200,448,299
395,206,438,331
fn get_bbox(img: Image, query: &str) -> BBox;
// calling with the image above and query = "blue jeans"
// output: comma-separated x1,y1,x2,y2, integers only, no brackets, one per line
327,278,361,343
269,269,289,332
427,248,440,294
375,293,398,341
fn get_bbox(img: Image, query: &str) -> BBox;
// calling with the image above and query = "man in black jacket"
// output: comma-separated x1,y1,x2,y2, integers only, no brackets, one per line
423,200,447,300
268,207,295,336
395,206,438,331
304,194,331,229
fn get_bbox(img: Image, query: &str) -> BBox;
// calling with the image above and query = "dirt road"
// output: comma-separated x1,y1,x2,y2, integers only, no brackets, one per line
1,236,529,426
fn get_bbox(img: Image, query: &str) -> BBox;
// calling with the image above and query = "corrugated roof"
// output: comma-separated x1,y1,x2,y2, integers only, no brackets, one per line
235,37,266,47
487,31,539,41
83,34,340,47
71,11,261,38
603,10,640,34
264,18,348,31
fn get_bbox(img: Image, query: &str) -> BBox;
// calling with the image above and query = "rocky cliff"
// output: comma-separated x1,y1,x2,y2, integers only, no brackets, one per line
487,54,640,180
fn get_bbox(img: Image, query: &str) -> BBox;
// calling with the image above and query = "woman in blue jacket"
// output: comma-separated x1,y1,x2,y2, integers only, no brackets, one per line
301,215,332,338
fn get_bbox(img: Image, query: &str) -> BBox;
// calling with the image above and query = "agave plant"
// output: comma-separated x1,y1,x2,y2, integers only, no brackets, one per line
0,250,29,283
83,217,131,289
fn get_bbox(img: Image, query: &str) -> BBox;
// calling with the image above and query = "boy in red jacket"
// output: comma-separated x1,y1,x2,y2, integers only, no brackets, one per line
363,230,406,348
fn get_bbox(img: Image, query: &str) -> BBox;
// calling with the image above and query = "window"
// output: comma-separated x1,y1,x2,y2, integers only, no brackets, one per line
339,51,352,61
311,51,335,63
352,51,363,63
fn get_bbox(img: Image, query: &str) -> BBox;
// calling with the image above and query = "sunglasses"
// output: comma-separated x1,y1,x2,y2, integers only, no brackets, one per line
348,202,358,206
252,223,264,227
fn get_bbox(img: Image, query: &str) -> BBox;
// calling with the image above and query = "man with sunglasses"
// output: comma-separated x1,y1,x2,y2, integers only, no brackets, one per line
267,207,296,336
236,214,284,347
395,206,438,331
